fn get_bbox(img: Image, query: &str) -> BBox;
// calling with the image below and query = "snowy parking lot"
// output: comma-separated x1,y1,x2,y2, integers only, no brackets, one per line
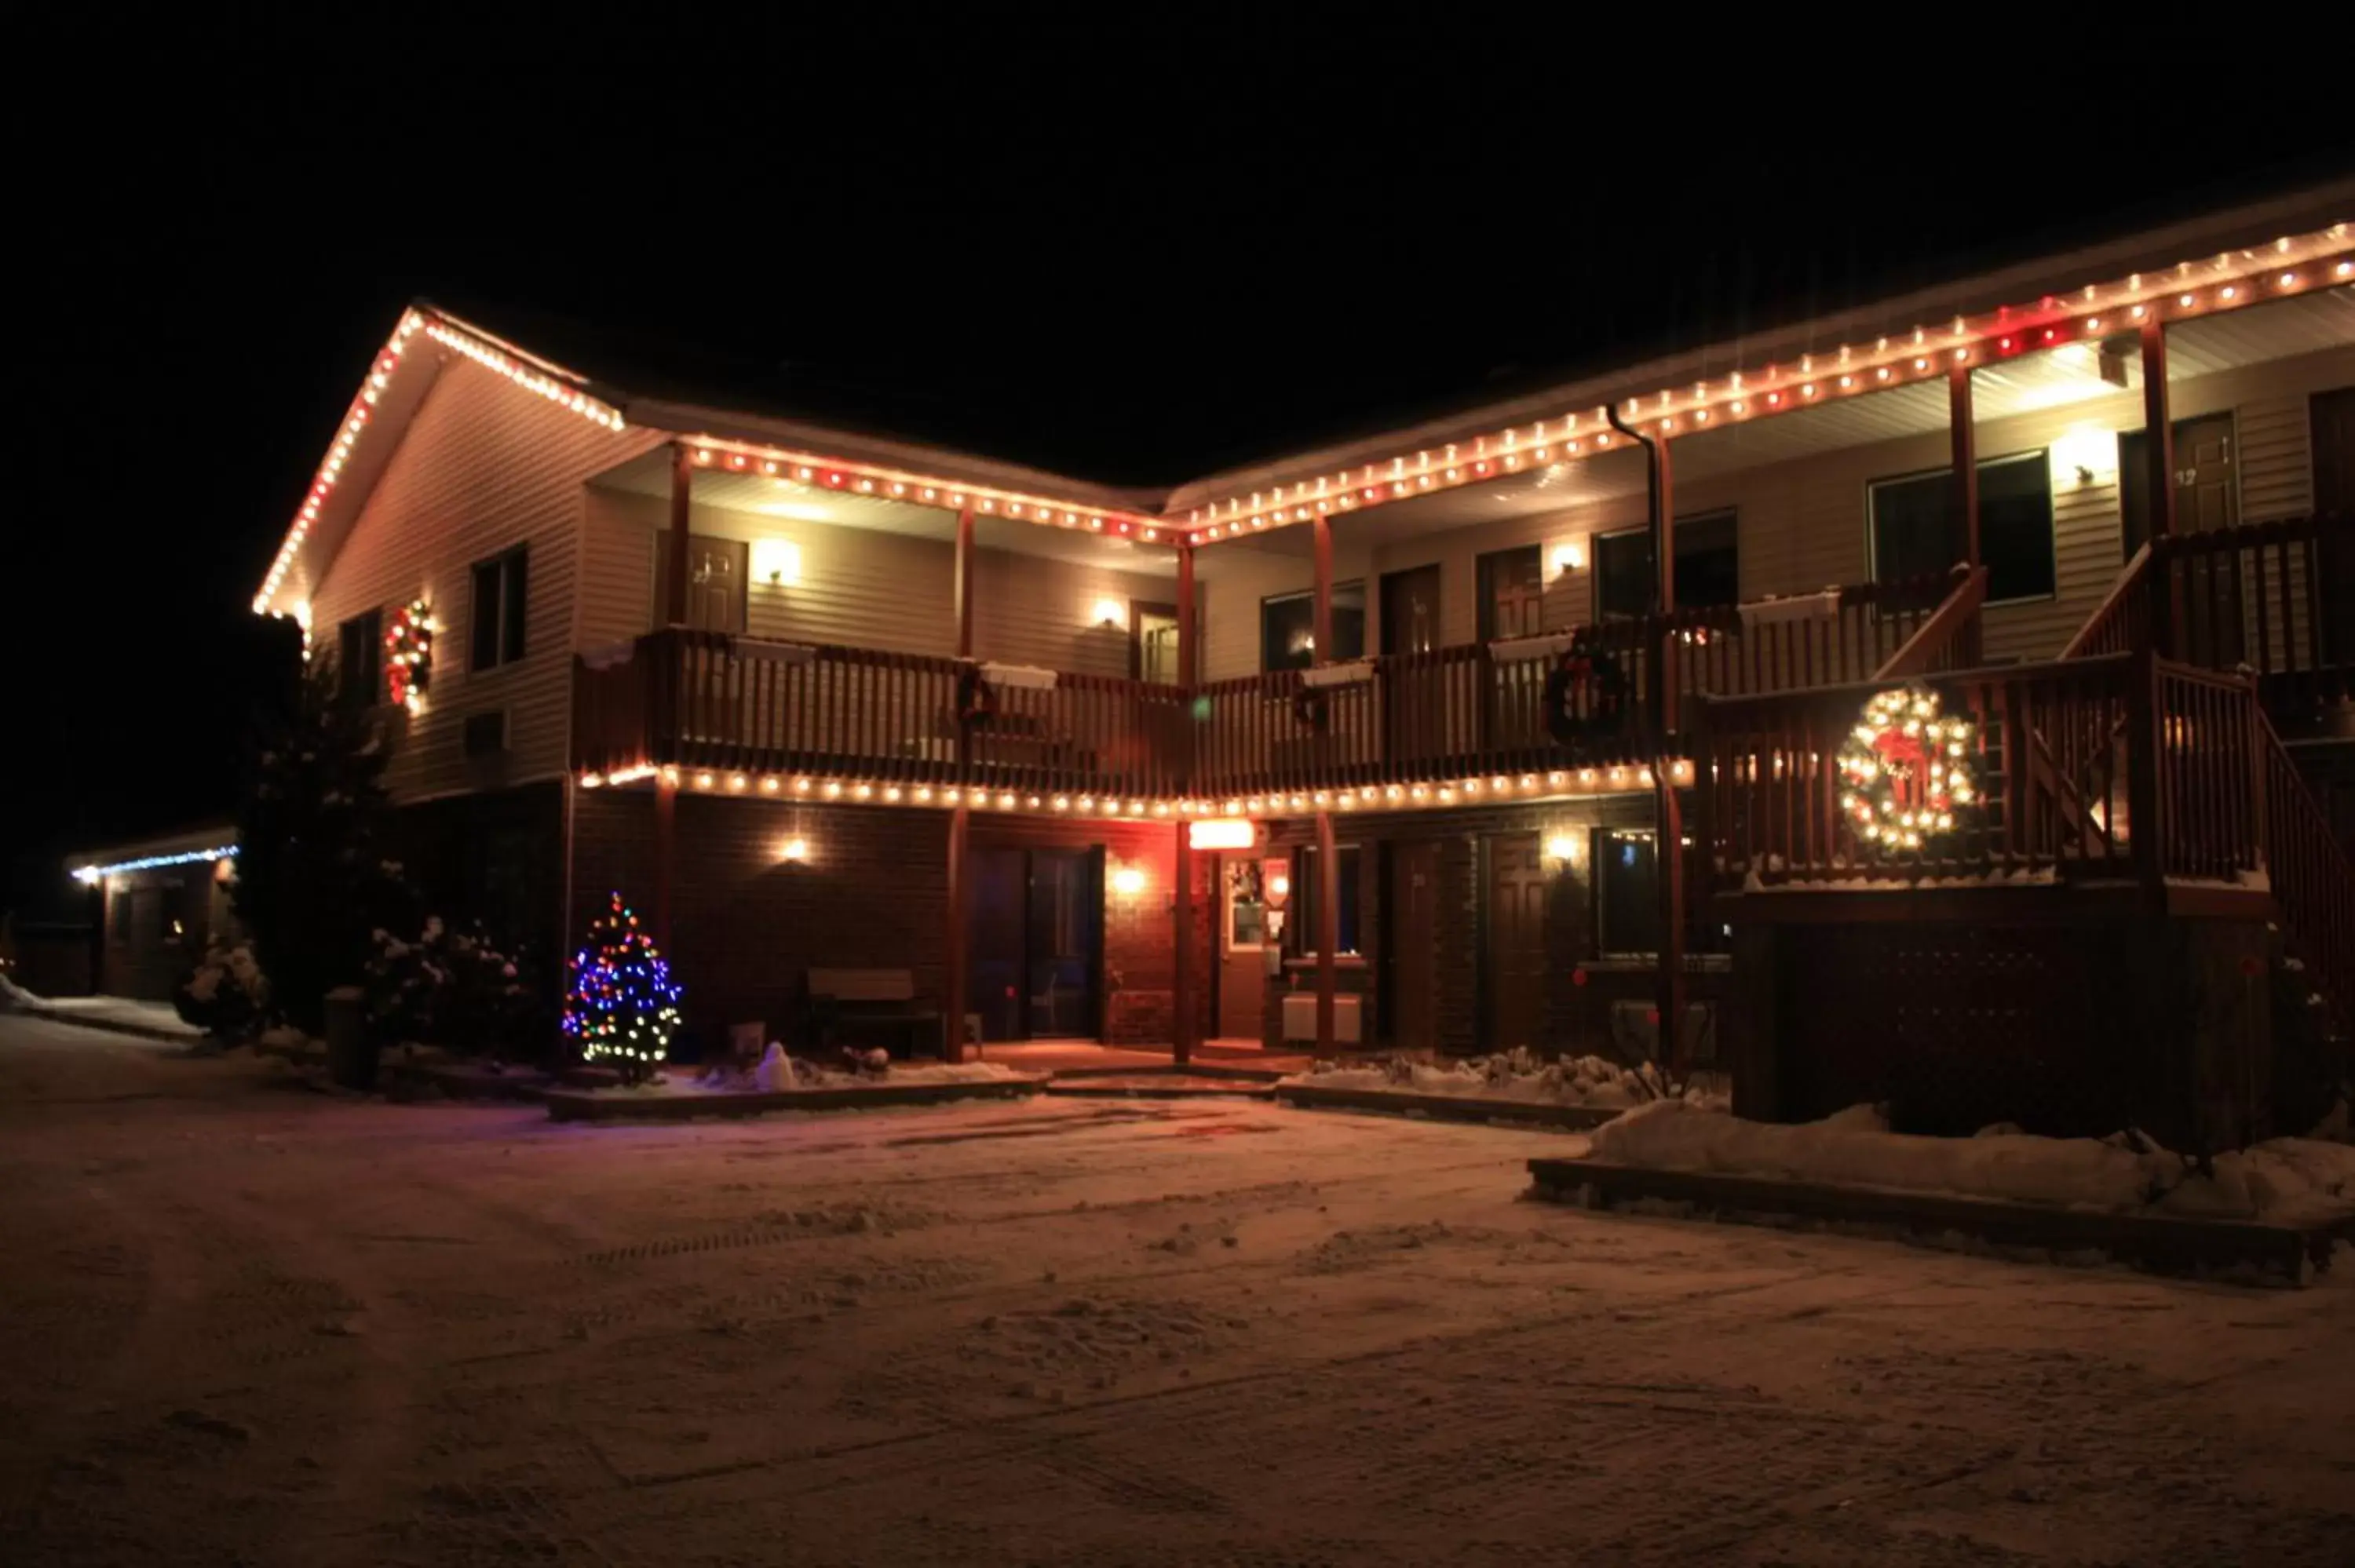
2,1012,2351,1566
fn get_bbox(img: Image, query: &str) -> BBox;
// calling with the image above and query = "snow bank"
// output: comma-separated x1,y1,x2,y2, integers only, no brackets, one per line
688,1055,1028,1092
1585,1100,2355,1227
1281,1048,1727,1113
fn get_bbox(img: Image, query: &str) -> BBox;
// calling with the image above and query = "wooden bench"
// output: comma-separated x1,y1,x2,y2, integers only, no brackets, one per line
803,968,942,1059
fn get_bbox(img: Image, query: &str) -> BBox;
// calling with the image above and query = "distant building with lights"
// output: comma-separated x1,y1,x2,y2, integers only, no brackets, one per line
64,829,240,1001
239,178,2353,1143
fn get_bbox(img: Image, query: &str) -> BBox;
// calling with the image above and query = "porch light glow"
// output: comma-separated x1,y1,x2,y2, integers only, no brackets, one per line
1111,866,1148,896
780,837,809,863
1544,833,1583,865
1091,598,1127,629
751,538,801,586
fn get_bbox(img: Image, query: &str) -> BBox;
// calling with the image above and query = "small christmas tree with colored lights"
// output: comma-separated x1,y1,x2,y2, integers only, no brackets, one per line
561,892,683,1085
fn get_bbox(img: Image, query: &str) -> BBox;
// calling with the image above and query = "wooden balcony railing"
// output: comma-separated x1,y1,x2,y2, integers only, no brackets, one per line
575,570,1984,802
2262,711,2355,1041
575,630,1191,800
1694,652,2283,892
2063,515,2353,705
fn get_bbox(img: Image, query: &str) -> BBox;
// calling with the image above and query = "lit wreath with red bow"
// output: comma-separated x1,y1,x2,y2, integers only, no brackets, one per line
385,598,437,714
1838,683,1979,853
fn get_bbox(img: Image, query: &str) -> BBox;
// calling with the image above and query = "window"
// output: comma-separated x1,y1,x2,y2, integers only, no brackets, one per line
108,888,132,945
1870,452,2055,603
1477,545,1544,641
1596,829,1661,956
1594,510,1739,618
1261,582,1365,672
157,881,188,945
1292,844,1362,957
470,545,529,670
337,608,383,707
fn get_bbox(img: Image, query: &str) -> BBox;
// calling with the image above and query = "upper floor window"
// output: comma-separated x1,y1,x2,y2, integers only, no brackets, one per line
470,545,530,670
1870,451,2054,603
1261,582,1365,672
337,608,383,708
1594,509,1739,618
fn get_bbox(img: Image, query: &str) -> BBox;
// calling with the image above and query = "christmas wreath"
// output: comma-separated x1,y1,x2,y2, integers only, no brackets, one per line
385,599,436,714
1838,683,1980,853
955,663,998,727
1543,633,1630,748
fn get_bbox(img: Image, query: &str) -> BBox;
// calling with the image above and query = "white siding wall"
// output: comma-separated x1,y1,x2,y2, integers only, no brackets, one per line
308,358,660,802
1210,346,2355,673
575,488,1170,676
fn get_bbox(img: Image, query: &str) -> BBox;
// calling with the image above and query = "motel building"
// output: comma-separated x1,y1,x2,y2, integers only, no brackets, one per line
237,181,2353,1147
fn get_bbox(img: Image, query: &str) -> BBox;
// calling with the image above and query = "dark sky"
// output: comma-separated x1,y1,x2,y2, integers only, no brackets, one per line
9,19,2350,917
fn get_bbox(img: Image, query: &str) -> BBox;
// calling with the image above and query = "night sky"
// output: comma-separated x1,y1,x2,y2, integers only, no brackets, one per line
9,20,2349,917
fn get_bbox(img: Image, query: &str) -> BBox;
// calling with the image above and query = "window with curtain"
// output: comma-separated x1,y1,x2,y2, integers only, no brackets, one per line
1870,452,2054,603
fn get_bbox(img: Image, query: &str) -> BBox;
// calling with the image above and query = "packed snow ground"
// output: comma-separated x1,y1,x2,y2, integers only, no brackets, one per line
2,1013,2352,1566
1586,1101,2355,1227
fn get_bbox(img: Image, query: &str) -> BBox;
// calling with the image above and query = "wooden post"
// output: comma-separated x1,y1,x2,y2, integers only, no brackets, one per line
1172,821,1195,1067
1309,516,1338,1056
2126,649,2163,891
1652,431,1687,1081
2141,319,2180,654
1949,363,1980,571
654,771,677,954
954,506,976,768
945,806,970,1062
1315,809,1339,1056
665,442,694,627
953,506,977,657
1311,514,1334,662
1171,545,1199,1068
1176,545,1197,686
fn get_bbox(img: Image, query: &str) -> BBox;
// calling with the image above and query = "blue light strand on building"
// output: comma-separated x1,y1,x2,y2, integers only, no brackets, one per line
71,845,239,884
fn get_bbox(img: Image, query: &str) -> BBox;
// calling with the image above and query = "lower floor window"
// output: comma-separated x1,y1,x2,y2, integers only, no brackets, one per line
1293,844,1362,956
1596,829,1660,956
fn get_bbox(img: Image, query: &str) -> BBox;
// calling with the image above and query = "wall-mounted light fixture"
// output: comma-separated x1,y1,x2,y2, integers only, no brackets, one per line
1111,864,1147,896
1550,535,1589,576
779,837,809,864
1544,831,1584,866
1265,866,1291,906
1092,596,1128,629
752,538,802,587
2050,426,2117,489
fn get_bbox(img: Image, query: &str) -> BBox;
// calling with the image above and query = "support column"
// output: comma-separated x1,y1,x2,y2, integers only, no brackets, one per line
1173,544,1199,1068
1311,514,1334,662
654,771,677,954
1315,808,1338,1057
1949,362,1980,572
954,506,976,768
1309,515,1338,1056
1176,545,1197,687
665,442,694,627
945,805,970,1063
1652,432,1686,1081
1173,821,1195,1067
2141,319,2180,654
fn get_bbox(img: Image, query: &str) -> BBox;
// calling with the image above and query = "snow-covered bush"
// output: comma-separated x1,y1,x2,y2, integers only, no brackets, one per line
173,945,268,1037
364,917,539,1059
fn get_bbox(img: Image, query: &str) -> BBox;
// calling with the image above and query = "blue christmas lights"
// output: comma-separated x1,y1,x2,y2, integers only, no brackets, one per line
562,892,684,1067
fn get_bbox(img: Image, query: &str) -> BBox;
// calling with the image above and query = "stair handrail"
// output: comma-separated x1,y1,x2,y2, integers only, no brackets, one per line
2058,542,2154,661
1873,565,1987,680
2256,707,2355,1042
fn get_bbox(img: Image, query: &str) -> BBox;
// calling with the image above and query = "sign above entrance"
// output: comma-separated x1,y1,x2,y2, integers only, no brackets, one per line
1188,819,1260,851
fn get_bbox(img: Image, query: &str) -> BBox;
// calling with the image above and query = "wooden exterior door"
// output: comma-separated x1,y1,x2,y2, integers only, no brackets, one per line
652,533,749,632
2121,414,2239,555
1382,840,1439,1049
1484,833,1548,1052
1477,546,1544,642
1380,565,1443,770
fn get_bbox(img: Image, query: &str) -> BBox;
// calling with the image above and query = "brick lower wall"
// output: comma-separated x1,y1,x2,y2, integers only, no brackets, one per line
567,789,1213,1054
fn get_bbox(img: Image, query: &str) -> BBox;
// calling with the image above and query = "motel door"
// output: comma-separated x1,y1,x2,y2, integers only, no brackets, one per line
1382,840,1440,1050
1484,833,1548,1052
967,846,1104,1042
